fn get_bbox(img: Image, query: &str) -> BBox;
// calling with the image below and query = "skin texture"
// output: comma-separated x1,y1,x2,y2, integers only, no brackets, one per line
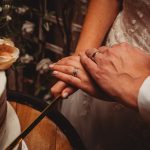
50,56,98,97
80,43,150,110
50,43,150,110
50,55,112,100
50,0,119,98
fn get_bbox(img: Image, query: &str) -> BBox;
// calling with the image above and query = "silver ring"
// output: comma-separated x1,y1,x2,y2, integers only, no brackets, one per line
72,67,78,77
92,51,101,60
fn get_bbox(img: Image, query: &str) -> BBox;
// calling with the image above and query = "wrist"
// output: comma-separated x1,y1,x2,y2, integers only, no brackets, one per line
119,75,149,111
131,75,150,110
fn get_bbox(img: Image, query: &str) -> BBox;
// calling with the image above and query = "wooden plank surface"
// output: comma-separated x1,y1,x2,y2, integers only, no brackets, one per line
10,102,72,150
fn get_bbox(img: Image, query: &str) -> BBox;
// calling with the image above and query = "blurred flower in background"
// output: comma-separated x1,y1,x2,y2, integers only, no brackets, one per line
20,54,34,64
15,5,29,15
6,15,12,21
0,0,88,100
0,7,3,12
36,58,53,74
22,21,35,35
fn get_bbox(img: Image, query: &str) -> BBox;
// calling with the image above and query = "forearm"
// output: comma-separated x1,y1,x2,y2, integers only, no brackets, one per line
75,0,119,54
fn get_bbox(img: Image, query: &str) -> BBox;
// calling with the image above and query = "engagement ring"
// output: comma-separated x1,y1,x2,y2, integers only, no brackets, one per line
72,67,78,77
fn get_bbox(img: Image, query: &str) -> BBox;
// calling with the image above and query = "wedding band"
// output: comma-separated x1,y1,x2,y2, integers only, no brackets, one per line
92,51,101,60
72,67,78,77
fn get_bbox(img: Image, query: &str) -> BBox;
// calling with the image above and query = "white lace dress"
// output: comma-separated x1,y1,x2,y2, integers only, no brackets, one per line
61,0,150,150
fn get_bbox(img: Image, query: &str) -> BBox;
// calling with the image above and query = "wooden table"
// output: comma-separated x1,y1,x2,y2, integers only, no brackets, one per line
10,102,72,150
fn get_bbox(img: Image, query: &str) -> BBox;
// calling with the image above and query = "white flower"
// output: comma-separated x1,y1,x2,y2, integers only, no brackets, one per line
6,15,12,21
0,38,14,47
20,54,34,64
21,21,35,35
36,58,53,74
3,5,11,10
0,39,19,70
0,7,2,12
15,5,29,15
44,93,51,100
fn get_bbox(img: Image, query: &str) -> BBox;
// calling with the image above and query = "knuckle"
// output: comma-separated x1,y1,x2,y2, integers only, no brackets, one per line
120,42,129,48
100,56,107,63
65,61,72,66
82,59,87,65
86,48,91,53
64,68,68,72
50,87,57,95
66,76,74,83
65,67,71,73
86,48,94,55
105,48,112,54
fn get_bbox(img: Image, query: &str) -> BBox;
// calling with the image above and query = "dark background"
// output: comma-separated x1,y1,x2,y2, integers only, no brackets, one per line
0,0,88,101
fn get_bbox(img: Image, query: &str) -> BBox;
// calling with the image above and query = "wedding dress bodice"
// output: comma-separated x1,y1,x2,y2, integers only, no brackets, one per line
107,0,150,52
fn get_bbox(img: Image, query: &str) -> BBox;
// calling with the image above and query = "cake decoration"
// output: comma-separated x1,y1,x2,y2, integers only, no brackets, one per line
0,39,19,70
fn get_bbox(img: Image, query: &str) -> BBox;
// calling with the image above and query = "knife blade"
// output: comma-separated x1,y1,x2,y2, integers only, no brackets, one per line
5,95,62,150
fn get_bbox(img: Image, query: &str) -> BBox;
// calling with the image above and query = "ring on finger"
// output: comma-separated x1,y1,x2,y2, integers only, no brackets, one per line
91,51,101,61
72,67,79,77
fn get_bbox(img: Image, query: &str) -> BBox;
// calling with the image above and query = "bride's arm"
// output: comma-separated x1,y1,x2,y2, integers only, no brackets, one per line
75,0,120,54
50,0,120,97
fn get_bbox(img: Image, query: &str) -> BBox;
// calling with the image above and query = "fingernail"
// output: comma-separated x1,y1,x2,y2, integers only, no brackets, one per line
49,63,55,68
52,71,58,75
62,92,69,98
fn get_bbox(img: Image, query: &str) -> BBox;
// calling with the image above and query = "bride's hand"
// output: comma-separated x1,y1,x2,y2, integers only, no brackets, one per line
50,55,104,98
50,80,76,98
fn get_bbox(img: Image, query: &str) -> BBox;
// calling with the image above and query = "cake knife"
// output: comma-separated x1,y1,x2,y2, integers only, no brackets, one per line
5,95,62,150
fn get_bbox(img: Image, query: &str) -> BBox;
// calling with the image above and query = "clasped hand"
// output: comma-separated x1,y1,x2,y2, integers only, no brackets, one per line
50,55,102,99
50,43,150,110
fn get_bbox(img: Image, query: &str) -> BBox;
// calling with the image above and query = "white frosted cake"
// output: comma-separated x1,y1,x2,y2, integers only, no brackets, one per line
0,39,19,139
0,39,27,150
0,71,7,143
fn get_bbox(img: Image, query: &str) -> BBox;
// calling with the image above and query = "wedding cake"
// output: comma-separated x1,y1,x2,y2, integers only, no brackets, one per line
0,39,23,149
0,71,7,142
